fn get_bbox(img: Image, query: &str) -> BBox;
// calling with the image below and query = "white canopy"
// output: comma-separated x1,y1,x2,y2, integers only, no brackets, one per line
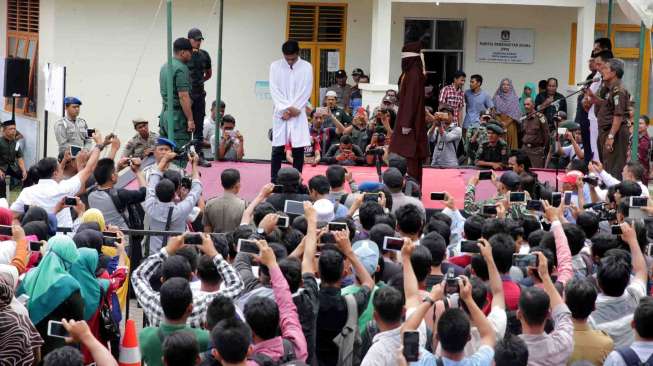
618,0,653,29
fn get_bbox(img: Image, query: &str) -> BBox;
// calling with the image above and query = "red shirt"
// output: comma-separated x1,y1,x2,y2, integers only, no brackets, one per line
502,278,522,311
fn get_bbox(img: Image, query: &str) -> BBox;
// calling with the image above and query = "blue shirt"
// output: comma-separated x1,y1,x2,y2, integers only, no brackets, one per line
412,345,494,366
463,89,493,129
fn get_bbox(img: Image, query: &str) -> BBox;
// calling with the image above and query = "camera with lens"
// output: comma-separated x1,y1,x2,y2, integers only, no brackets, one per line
588,202,617,222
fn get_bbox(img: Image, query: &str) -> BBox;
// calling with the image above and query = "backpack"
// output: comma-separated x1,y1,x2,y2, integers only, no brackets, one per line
333,294,362,366
248,338,306,366
615,346,653,366
98,286,120,342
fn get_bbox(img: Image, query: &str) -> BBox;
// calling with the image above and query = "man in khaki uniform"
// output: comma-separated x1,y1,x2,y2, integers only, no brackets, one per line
122,117,159,159
520,97,549,168
590,58,630,179
54,97,93,153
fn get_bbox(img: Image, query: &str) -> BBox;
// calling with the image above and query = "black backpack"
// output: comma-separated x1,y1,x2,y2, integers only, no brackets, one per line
248,338,306,366
615,346,653,366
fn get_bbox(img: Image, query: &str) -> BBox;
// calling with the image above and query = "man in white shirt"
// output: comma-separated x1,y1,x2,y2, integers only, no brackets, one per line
589,160,650,199
603,297,653,366
202,100,224,158
11,133,105,228
586,50,611,162
361,286,406,366
269,40,313,183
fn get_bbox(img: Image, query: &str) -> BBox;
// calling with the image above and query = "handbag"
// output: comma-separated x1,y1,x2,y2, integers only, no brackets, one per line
99,287,120,342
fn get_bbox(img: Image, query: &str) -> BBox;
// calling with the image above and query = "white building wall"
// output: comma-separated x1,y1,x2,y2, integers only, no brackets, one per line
36,0,371,160
389,3,576,98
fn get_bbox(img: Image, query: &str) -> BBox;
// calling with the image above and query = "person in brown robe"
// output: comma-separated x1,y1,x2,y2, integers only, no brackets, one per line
390,41,427,185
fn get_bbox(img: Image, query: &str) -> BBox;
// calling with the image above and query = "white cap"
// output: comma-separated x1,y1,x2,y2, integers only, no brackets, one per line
314,199,335,223
325,90,338,98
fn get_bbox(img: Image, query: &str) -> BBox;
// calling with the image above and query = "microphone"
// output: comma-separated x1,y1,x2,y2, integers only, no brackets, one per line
577,76,601,86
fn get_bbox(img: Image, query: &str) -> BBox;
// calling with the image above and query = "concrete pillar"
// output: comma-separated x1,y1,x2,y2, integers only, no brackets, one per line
575,0,596,85
361,0,396,109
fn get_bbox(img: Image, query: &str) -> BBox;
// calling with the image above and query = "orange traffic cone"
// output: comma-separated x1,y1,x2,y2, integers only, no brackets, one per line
119,319,141,366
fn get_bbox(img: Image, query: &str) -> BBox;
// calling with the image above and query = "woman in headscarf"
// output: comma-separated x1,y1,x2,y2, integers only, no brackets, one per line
70,247,127,363
520,82,537,114
0,263,28,315
0,275,44,366
22,206,58,238
81,208,106,232
493,78,523,150
16,235,83,358
0,224,29,274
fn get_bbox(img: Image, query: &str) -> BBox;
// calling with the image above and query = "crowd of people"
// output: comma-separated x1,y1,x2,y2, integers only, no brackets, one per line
2,31,653,366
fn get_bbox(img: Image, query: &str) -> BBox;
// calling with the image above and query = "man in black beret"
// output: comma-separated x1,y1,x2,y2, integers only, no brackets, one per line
0,119,26,198
475,122,509,170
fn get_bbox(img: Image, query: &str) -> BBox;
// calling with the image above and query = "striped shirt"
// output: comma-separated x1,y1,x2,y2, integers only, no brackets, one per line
439,84,465,125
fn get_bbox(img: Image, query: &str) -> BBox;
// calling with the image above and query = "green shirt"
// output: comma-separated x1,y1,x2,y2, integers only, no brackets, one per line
139,322,210,366
159,58,191,109
0,136,22,172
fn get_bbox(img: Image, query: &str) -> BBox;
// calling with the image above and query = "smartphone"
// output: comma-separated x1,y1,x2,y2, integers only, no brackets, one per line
430,192,446,201
29,241,42,251
557,127,567,136
47,320,69,339
64,196,77,206
551,192,562,207
611,225,623,235
630,196,648,208
460,240,480,254
284,200,305,215
183,233,203,245
87,128,95,137
0,225,12,236
70,145,82,157
383,236,404,252
277,216,289,228
479,171,493,180
237,239,260,255
509,192,526,203
102,231,117,238
403,331,420,362
564,191,573,206
512,254,538,268
272,184,284,194
363,192,380,202
526,200,544,211
328,221,348,232
482,205,497,215
103,236,117,246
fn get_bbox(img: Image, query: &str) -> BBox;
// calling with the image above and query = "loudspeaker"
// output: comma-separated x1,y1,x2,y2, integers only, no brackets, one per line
3,57,30,98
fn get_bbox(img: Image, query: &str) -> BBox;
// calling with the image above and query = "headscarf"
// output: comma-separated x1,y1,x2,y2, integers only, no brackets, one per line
17,235,80,324
0,274,44,366
69,248,109,320
21,206,48,226
77,221,101,233
0,264,27,316
493,78,523,121
0,208,12,226
23,222,50,242
73,229,104,253
81,209,106,232
520,82,537,113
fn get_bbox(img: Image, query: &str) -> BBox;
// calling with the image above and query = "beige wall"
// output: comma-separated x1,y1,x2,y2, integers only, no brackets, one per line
37,0,371,160
389,3,576,96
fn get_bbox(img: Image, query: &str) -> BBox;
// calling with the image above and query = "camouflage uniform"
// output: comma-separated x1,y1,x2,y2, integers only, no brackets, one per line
464,184,530,219
475,139,509,167
122,131,159,159
464,125,488,164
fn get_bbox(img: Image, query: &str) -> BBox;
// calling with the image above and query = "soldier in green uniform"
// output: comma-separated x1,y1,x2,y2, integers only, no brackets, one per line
0,119,26,198
475,123,509,170
159,38,194,167
464,113,490,164
122,117,159,159
464,170,529,219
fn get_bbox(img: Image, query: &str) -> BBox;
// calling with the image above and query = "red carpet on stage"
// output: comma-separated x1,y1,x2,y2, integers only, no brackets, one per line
128,161,562,210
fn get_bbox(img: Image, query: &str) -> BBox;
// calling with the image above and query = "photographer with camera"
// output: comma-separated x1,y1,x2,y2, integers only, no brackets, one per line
428,103,461,168
217,114,244,162
323,135,365,166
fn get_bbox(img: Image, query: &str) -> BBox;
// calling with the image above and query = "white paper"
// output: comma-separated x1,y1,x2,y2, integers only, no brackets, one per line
327,52,340,72
44,63,65,115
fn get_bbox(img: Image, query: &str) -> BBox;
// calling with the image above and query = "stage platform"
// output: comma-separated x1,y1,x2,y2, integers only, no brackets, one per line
127,161,562,210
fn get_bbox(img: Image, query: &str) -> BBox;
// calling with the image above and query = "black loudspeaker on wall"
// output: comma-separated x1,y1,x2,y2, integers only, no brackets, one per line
3,57,30,98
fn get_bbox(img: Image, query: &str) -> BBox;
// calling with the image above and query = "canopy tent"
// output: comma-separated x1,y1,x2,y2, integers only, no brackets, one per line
618,0,653,29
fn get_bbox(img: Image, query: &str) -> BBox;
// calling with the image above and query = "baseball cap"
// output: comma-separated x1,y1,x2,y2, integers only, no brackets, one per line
188,28,204,40
352,240,380,276
352,68,364,76
499,171,521,191
335,70,347,78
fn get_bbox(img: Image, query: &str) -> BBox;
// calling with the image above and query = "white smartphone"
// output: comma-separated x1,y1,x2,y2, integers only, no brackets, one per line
47,320,69,339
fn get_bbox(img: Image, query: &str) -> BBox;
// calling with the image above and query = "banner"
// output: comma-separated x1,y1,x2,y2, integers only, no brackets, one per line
477,27,535,64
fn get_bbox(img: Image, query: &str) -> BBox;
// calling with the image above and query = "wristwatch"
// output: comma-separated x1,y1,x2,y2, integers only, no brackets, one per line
256,227,265,235
607,134,615,139
422,295,435,305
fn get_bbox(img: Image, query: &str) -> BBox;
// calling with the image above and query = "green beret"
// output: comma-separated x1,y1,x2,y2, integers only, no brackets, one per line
559,121,580,130
486,123,505,135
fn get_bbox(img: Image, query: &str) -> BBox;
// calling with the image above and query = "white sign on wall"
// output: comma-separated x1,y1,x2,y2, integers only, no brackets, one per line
44,63,66,115
477,27,535,64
